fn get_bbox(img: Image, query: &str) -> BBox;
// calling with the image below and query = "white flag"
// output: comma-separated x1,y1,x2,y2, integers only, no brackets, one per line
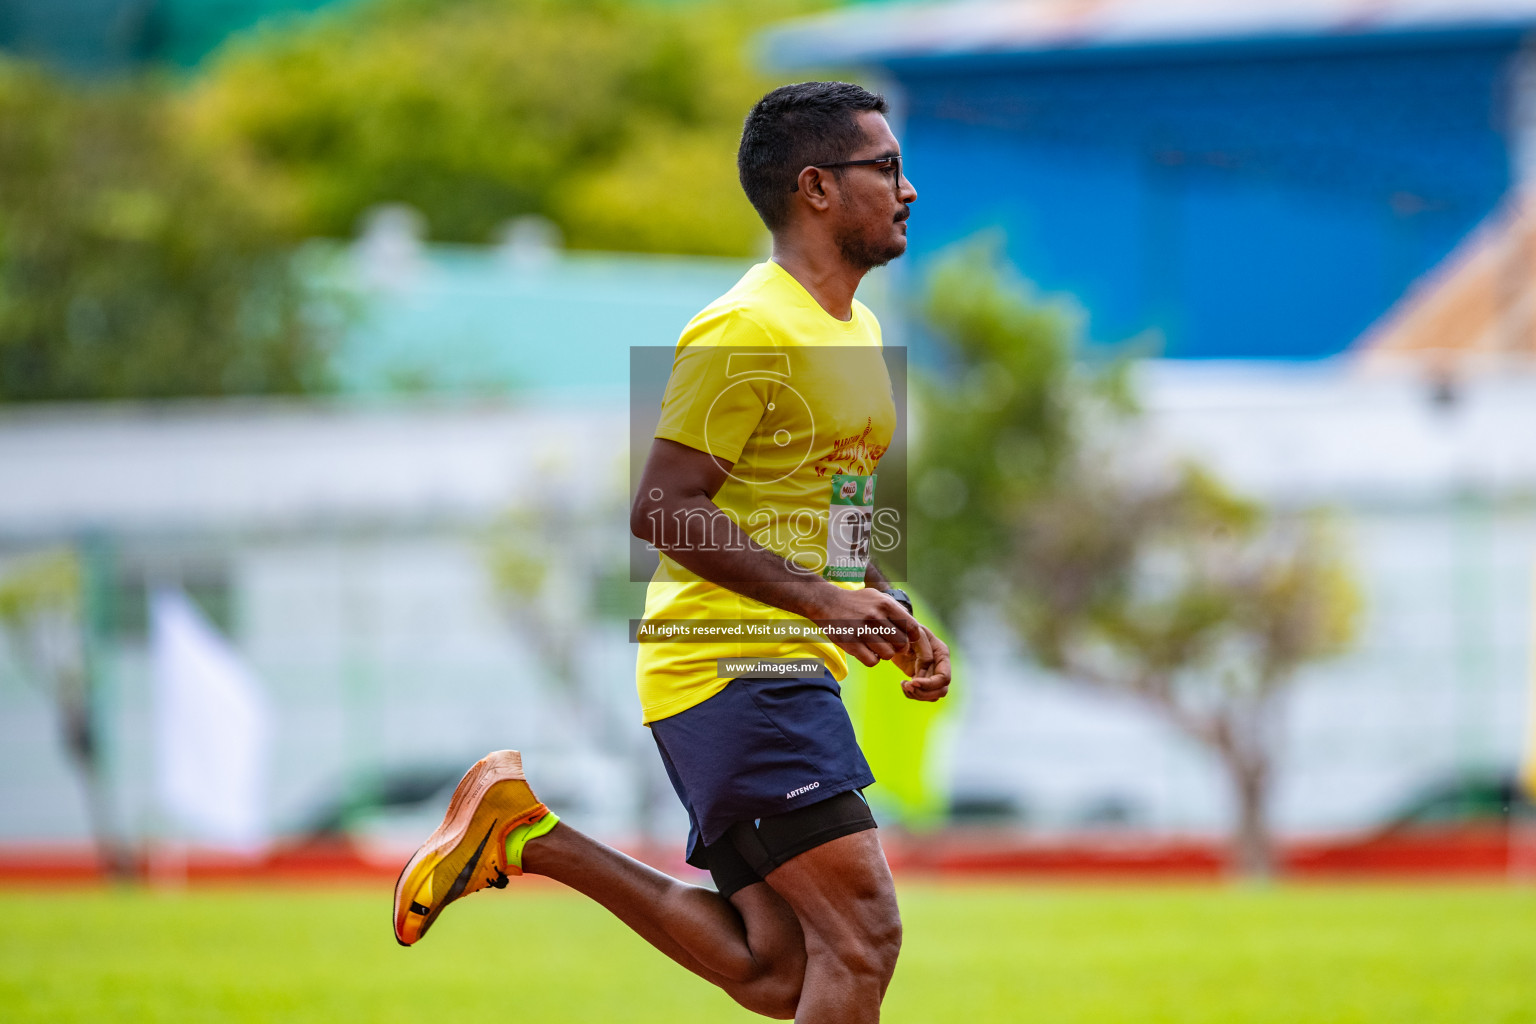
151,588,271,851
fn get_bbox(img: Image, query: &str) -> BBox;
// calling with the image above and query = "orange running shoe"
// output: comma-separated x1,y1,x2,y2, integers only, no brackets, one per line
392,749,557,946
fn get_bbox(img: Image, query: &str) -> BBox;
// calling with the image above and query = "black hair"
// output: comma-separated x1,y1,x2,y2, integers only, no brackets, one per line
738,81,889,231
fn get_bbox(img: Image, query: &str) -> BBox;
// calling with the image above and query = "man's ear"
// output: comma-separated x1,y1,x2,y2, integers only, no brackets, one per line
793,166,834,212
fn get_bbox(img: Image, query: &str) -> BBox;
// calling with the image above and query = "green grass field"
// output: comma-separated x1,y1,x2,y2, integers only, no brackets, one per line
3,882,1533,1022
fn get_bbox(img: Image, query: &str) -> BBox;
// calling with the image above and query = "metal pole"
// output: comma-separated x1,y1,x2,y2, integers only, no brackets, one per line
77,531,134,879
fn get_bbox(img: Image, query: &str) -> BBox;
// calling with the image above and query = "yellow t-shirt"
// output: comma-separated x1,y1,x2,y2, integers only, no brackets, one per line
637,260,896,724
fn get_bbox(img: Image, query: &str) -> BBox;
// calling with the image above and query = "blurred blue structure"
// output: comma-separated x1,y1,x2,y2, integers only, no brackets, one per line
324,206,912,398
333,251,750,397
326,210,754,399
765,0,1536,360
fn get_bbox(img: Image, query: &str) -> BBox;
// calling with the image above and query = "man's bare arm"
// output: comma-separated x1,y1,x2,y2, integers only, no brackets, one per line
630,438,916,666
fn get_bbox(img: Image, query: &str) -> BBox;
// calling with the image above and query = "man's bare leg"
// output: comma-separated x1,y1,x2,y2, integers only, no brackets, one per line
522,822,808,1019
522,822,898,1023
762,830,901,1024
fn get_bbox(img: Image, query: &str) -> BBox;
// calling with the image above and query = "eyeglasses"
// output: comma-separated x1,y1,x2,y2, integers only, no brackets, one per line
789,155,902,192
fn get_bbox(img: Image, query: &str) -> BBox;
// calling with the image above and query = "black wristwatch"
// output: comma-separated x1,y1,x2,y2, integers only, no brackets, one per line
885,588,913,614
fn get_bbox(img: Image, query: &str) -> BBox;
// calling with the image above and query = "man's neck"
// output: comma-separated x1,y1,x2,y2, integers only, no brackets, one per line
769,240,865,322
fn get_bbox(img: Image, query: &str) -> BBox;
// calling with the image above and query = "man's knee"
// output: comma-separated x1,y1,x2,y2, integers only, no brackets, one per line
843,904,902,982
723,948,805,1019
739,970,802,1020
738,913,900,1020
807,899,901,988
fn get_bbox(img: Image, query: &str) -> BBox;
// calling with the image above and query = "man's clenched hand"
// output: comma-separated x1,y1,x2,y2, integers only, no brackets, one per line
894,623,950,702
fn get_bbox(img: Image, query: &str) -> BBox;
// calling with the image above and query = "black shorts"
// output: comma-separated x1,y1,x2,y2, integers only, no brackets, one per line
650,672,878,897
702,790,877,898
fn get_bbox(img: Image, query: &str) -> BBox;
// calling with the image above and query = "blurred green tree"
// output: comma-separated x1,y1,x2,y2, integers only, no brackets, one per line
0,61,331,402
183,0,830,254
912,242,1362,876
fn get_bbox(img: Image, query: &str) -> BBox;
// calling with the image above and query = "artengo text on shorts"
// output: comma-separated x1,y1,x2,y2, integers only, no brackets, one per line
786,781,821,799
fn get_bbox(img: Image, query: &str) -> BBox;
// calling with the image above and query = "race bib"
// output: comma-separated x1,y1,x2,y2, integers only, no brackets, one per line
824,473,876,581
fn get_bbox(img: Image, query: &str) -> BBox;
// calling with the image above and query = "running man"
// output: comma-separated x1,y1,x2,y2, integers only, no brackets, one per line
393,82,952,1024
